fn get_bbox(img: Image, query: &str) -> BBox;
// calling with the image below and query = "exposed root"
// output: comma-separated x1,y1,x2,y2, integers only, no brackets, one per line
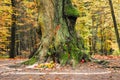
21,57,38,65
91,58,109,65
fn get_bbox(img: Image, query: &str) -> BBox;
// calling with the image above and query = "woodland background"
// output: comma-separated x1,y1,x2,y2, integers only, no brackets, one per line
0,0,120,58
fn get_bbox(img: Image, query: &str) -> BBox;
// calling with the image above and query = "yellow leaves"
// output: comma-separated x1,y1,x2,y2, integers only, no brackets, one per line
37,61,55,69
3,0,11,4
16,23,24,26
0,0,38,55
0,44,7,55
0,2,10,54
0,44,6,49
0,0,12,28
0,5,12,14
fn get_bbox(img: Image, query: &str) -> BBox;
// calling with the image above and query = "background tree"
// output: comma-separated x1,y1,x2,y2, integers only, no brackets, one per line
9,0,40,58
9,0,16,58
108,0,120,50
14,0,39,58
75,0,119,55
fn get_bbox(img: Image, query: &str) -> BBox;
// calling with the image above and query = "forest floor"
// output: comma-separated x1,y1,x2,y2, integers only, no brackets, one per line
0,55,120,80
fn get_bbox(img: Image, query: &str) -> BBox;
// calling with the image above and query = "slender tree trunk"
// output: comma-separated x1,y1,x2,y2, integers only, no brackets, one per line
92,26,98,54
9,0,16,58
100,14,106,55
109,0,120,50
91,16,98,54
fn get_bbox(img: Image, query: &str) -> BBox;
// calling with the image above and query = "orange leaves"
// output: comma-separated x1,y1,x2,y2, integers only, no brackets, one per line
55,77,61,80
0,0,11,55
54,25,61,35
23,1,36,9
93,54,120,60
55,25,61,31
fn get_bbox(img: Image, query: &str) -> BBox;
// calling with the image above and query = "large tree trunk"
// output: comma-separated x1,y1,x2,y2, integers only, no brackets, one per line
26,0,90,66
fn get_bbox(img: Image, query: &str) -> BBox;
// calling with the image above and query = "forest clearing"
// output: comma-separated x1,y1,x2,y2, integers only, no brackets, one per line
0,55,120,80
0,0,120,80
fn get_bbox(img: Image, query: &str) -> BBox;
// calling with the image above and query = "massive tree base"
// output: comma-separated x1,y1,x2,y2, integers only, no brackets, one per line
22,49,91,68
22,0,91,67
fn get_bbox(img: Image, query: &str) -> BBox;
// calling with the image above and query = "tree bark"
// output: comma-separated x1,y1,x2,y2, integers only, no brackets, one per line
26,0,90,66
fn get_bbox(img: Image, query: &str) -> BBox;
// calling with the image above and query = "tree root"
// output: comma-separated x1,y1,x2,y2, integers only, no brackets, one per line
21,57,38,65
103,65,120,68
91,58,109,65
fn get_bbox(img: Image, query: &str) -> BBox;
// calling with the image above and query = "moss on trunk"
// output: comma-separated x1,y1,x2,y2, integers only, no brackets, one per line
24,0,91,67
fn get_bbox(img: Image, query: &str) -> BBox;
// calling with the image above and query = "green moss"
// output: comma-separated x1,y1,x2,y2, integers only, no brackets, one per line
64,5,80,17
58,37,91,67
22,57,38,65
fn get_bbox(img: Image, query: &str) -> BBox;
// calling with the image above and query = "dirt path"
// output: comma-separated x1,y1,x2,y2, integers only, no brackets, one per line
0,57,120,80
